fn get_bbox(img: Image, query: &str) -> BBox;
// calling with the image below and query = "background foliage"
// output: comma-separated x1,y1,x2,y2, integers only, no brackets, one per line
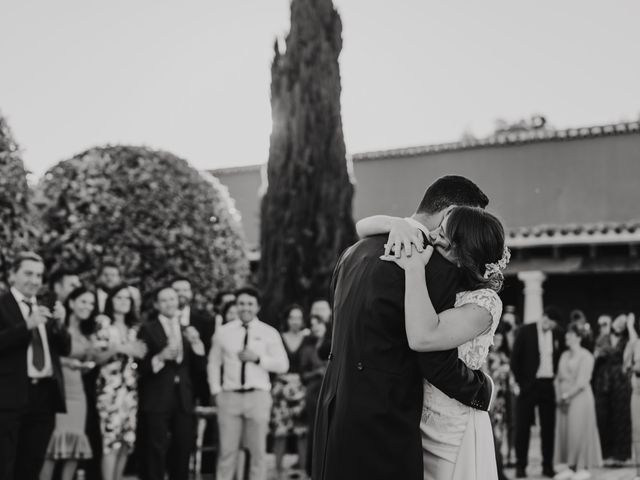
259,0,356,325
0,112,36,288
34,145,249,307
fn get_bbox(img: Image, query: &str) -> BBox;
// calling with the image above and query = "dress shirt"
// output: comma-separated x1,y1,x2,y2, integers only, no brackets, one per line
11,287,53,378
536,322,554,378
208,318,289,395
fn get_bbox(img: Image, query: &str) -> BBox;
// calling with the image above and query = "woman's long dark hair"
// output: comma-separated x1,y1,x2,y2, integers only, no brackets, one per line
104,284,139,328
65,286,98,337
445,206,506,292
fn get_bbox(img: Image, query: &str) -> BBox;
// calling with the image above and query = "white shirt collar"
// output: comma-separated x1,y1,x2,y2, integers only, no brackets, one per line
10,286,35,305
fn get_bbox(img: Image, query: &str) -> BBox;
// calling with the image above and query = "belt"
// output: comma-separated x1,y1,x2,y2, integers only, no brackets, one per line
30,377,54,386
230,388,257,393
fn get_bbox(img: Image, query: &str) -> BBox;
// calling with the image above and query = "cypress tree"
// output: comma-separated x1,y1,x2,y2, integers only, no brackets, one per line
259,0,356,325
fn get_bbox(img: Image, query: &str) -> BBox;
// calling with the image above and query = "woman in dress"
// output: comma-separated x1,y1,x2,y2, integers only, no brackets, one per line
553,322,602,480
299,313,330,478
626,314,640,480
270,304,308,477
221,300,238,325
593,313,632,466
41,286,97,480
93,284,147,480
358,205,507,480
485,323,512,476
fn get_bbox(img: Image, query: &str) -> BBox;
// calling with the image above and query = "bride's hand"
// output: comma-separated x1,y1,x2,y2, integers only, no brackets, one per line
381,245,434,270
384,218,425,258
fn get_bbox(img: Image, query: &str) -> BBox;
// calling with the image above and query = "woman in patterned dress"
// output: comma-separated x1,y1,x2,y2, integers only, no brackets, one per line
270,304,308,477
93,285,147,480
41,287,97,480
359,205,507,480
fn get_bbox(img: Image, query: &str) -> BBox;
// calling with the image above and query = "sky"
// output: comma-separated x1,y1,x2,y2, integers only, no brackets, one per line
1,0,639,178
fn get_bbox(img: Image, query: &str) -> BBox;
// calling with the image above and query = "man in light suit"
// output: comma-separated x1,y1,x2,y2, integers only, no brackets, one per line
0,252,70,480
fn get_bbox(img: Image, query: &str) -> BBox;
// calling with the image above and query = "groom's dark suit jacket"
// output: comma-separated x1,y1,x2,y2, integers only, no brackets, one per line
312,235,492,480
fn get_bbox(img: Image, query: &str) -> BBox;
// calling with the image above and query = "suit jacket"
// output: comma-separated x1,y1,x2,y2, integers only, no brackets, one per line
510,322,564,394
312,235,492,480
137,316,207,414
0,291,70,412
187,308,215,404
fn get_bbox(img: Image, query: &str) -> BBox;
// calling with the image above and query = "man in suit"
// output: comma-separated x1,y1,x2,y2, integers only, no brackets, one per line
510,306,565,478
0,251,70,480
171,276,217,473
312,176,494,480
137,285,206,480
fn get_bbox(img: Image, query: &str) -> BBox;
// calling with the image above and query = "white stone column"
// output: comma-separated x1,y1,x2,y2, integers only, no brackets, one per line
518,270,547,324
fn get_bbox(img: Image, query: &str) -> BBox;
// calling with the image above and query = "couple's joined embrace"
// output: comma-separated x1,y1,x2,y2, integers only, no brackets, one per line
312,176,508,480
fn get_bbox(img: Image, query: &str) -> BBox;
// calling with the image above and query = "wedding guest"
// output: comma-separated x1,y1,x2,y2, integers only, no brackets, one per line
94,285,146,480
214,290,237,330
41,287,97,480
309,298,332,361
485,322,512,469
594,313,632,466
96,263,122,313
299,314,330,477
271,304,308,477
592,314,613,459
208,287,289,480
570,309,595,352
626,314,640,480
137,286,206,480
172,276,215,402
221,301,239,325
49,268,82,304
0,252,70,480
171,276,216,474
511,306,564,479
553,322,602,480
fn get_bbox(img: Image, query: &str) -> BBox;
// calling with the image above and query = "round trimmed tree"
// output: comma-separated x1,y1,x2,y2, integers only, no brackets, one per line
34,145,249,307
0,112,35,288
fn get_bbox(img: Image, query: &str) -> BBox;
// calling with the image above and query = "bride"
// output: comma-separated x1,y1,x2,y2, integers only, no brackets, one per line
357,205,509,480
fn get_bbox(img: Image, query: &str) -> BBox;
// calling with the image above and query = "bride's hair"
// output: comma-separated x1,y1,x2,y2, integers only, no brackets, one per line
444,206,506,292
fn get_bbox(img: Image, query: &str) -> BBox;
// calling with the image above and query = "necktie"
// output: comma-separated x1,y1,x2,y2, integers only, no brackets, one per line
240,324,249,387
24,299,45,371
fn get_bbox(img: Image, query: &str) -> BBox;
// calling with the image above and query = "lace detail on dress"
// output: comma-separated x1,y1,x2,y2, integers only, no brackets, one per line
455,289,503,370
420,288,504,462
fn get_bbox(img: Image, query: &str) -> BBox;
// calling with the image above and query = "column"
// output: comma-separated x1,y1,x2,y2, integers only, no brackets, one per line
517,270,546,324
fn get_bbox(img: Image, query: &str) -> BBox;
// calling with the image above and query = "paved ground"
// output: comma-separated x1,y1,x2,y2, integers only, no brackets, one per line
122,426,640,480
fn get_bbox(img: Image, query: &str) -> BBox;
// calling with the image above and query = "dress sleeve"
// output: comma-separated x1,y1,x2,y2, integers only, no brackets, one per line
456,289,503,335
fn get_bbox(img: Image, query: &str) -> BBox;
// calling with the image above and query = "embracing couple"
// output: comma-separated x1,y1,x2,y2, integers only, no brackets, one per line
312,175,509,480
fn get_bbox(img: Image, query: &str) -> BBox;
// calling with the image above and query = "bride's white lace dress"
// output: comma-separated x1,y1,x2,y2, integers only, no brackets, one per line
421,288,502,480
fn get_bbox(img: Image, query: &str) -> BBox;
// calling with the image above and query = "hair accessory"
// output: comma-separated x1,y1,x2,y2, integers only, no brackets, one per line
484,245,511,278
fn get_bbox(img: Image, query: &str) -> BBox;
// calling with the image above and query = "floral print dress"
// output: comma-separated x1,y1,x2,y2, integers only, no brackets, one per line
94,322,139,454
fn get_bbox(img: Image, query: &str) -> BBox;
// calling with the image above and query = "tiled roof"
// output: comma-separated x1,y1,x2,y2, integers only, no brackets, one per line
209,164,262,176
352,121,640,162
507,220,640,248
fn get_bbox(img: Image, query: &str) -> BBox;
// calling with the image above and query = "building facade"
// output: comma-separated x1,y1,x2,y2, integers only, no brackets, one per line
211,121,640,326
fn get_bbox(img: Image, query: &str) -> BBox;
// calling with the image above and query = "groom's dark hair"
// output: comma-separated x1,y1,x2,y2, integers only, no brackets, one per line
416,175,489,214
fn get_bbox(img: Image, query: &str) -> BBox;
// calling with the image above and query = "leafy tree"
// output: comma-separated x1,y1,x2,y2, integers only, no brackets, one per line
259,0,356,325
34,145,249,308
0,112,35,288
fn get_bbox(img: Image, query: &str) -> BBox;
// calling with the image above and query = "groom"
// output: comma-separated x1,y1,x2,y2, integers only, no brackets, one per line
312,175,494,480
